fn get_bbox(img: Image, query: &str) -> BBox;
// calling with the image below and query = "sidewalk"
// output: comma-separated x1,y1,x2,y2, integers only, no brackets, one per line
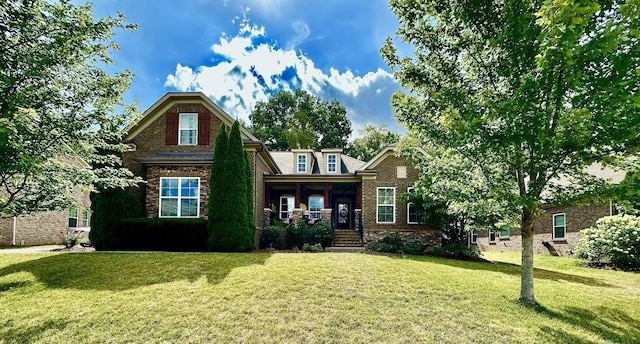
0,245,68,254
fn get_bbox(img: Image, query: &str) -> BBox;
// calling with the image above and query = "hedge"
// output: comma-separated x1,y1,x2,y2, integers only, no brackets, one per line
105,218,208,251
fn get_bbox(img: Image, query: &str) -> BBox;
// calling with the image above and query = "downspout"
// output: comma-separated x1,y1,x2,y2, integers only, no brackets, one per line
12,216,17,246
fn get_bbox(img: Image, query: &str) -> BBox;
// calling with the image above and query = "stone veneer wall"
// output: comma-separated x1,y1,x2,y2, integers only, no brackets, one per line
477,202,612,256
361,153,440,249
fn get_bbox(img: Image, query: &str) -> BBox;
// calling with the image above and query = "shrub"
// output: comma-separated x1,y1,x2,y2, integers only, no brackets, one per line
90,187,143,250
403,243,425,255
302,243,323,252
265,225,287,250
60,234,79,248
111,218,208,251
375,233,406,253
286,219,307,249
427,242,480,259
575,215,640,269
308,220,333,248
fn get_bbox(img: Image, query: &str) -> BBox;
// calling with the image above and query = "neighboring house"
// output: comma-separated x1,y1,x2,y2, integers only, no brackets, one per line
0,156,91,247
474,165,626,256
124,92,439,249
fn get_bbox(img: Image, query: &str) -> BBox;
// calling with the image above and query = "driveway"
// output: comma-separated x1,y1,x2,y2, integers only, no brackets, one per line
0,245,70,254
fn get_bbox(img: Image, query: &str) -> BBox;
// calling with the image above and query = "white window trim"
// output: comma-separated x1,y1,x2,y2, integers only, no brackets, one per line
280,195,294,219
376,187,396,224
297,154,307,173
159,177,200,218
68,207,79,228
552,213,566,240
178,113,198,146
470,230,477,244
406,186,421,225
308,194,324,219
327,154,337,173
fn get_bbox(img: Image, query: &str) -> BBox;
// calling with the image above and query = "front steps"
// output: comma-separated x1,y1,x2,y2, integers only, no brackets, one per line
332,229,363,248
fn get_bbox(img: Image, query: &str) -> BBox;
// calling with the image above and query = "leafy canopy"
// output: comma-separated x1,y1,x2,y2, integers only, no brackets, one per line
0,0,139,216
347,125,400,162
249,89,352,151
382,0,640,305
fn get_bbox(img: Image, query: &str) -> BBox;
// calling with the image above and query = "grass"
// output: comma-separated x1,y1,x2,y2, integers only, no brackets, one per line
0,251,638,343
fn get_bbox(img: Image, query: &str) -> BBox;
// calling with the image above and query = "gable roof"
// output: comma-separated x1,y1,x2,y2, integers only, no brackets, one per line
124,92,258,142
358,144,427,171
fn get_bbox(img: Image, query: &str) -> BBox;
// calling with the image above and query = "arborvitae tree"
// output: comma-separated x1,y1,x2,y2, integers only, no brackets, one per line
210,121,253,251
207,124,228,250
89,188,142,249
244,152,255,250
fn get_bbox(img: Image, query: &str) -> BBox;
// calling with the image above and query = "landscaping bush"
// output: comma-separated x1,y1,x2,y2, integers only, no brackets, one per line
427,242,480,259
575,215,640,269
90,187,143,250
302,243,323,252
264,225,287,250
111,218,208,251
286,219,307,249
308,220,333,248
375,232,406,253
59,234,79,248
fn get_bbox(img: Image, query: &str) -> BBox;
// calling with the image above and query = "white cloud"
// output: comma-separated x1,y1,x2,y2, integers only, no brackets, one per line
164,18,399,131
286,20,310,50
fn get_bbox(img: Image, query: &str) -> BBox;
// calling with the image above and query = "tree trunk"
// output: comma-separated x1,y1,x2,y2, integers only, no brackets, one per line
520,206,536,306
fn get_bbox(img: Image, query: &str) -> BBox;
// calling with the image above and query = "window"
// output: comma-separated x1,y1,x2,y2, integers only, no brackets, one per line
68,207,78,228
327,154,337,173
407,187,423,224
309,195,324,219
179,113,198,145
553,213,566,240
377,187,395,223
297,154,307,173
81,210,90,227
280,195,295,219
470,230,477,244
160,177,200,217
499,226,510,238
489,230,497,243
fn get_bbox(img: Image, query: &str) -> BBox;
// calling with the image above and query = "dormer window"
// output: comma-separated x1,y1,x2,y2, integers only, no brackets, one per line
297,154,307,173
327,154,337,173
179,113,198,145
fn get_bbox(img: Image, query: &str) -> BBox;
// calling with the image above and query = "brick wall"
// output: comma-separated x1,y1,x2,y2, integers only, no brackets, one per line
361,153,440,248
146,165,211,218
477,202,612,256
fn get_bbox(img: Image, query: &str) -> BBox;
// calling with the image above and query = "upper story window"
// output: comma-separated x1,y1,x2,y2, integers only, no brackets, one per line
470,230,477,244
377,187,395,223
489,230,497,243
553,213,566,240
179,113,198,145
68,207,78,228
327,154,337,173
160,177,200,217
499,226,510,238
297,154,307,173
280,195,295,219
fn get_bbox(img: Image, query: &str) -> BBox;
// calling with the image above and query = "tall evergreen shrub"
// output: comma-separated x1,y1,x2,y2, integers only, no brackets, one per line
89,187,142,249
207,124,228,250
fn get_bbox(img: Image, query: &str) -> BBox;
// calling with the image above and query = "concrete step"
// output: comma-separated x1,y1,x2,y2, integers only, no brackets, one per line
325,246,366,253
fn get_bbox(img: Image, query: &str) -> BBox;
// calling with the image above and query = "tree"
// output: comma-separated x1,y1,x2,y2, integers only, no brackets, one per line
209,121,254,252
382,0,640,305
0,0,138,217
249,89,352,151
347,125,400,161
207,124,228,251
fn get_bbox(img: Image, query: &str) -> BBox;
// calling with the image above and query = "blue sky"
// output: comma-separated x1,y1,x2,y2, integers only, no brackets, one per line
81,0,407,135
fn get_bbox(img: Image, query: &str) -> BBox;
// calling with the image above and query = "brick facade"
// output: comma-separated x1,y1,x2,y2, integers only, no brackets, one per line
476,202,612,256
361,153,440,249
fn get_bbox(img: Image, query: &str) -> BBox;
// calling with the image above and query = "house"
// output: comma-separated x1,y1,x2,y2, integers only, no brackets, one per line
473,165,626,256
123,92,440,249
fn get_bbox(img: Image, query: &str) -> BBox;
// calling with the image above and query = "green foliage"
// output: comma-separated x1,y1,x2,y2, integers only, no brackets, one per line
302,243,323,252
59,234,79,249
308,220,333,248
208,121,254,252
286,219,307,250
0,0,139,216
113,218,208,251
265,225,287,250
249,89,351,151
374,233,407,254
347,125,400,161
207,124,228,250
89,187,142,250
427,243,481,260
575,215,640,269
615,170,640,215
382,0,640,304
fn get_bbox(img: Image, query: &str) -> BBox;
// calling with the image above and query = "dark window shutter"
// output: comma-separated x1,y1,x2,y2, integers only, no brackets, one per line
166,112,179,145
198,112,210,145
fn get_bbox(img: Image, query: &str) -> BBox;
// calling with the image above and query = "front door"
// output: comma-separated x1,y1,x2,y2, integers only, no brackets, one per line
336,201,350,229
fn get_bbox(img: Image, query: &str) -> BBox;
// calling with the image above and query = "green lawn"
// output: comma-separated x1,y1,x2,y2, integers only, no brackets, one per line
0,251,638,343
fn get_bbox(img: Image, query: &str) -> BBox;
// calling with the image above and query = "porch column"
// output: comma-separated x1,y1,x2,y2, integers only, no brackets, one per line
295,183,301,208
356,184,362,208
264,183,271,207
324,183,332,208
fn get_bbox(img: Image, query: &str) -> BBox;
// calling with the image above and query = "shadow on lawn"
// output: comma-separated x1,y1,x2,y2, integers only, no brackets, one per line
533,304,640,343
0,252,271,291
406,256,614,288
0,318,70,343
